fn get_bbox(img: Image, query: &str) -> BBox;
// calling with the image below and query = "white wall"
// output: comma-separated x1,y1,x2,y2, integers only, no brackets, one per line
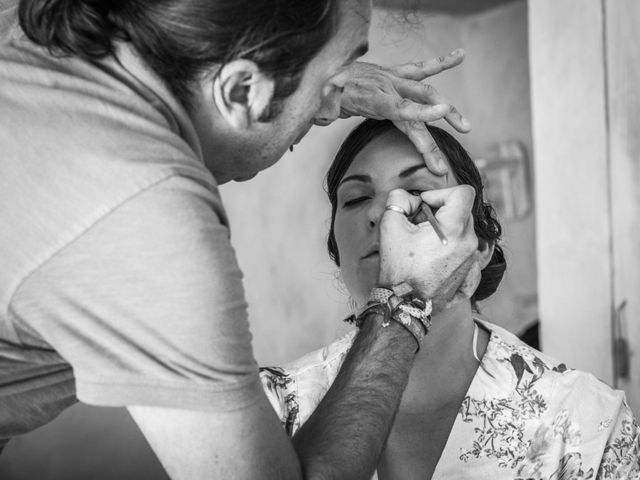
607,0,640,413
529,0,613,383
529,0,640,411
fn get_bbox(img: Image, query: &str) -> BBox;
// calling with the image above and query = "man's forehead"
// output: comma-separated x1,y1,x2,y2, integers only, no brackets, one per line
336,0,371,44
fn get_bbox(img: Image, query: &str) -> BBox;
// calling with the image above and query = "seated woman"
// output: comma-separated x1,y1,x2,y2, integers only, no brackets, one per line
260,119,639,479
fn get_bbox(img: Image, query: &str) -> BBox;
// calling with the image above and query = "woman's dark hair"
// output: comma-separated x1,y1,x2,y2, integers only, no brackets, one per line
19,0,337,113
325,119,507,303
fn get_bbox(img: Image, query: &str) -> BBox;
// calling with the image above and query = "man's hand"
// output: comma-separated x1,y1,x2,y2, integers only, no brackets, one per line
393,120,450,176
341,49,471,176
378,185,479,313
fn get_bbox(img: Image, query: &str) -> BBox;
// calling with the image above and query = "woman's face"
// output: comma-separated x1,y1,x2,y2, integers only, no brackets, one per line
333,129,458,304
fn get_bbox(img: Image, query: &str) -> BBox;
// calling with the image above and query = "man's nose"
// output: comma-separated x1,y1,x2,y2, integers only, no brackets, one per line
313,85,344,126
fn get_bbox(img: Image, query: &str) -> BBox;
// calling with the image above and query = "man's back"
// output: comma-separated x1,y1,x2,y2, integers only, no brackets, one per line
0,37,262,447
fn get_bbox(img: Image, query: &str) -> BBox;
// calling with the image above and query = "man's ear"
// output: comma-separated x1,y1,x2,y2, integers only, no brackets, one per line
477,238,495,270
211,59,275,129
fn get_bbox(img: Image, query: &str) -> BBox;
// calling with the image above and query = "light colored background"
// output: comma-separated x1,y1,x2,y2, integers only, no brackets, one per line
529,0,640,409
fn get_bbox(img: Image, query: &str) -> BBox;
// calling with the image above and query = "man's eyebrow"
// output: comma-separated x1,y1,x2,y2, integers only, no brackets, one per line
398,164,428,178
345,42,369,64
339,173,371,187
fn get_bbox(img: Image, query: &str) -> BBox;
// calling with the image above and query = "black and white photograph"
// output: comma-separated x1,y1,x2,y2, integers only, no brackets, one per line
0,0,638,479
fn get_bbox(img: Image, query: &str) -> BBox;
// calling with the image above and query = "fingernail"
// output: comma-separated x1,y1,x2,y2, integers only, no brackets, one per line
434,103,450,116
432,152,448,175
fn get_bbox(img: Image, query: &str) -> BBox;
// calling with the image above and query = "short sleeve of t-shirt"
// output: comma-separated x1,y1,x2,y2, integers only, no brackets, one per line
8,174,262,411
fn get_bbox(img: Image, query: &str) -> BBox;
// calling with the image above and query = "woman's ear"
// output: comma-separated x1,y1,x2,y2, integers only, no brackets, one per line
477,238,495,270
211,59,275,130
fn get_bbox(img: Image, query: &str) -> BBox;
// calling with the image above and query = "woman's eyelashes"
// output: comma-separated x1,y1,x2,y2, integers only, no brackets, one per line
341,188,428,208
342,196,369,208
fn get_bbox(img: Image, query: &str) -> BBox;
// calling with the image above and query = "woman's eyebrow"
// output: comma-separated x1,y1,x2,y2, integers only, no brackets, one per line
398,164,428,178
340,164,429,187
339,173,371,186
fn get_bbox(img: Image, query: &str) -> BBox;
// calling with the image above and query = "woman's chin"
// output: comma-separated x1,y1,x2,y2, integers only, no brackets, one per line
355,277,379,304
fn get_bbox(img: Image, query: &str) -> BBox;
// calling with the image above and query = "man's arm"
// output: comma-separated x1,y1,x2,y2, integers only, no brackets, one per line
129,398,303,480
129,315,415,480
291,312,416,480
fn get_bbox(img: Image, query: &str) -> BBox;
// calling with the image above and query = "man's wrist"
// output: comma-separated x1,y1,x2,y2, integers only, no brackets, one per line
354,305,418,355
346,286,433,351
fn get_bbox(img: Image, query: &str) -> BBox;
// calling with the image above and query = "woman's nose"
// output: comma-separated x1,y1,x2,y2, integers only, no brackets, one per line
367,200,385,230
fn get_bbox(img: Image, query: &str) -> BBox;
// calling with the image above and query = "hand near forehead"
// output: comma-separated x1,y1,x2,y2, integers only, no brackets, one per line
340,49,471,176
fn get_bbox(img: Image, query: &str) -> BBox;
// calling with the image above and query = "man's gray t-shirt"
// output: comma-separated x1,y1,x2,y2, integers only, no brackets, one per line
0,37,262,446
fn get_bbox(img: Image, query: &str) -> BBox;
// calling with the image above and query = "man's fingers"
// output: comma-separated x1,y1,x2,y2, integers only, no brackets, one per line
391,99,452,123
339,55,472,133
384,189,423,218
392,120,431,153
394,80,470,133
379,189,425,235
420,185,475,210
444,104,471,133
389,48,465,80
421,185,476,229
393,121,448,176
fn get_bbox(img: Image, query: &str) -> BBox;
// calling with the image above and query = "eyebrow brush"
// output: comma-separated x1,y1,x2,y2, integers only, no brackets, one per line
409,203,449,246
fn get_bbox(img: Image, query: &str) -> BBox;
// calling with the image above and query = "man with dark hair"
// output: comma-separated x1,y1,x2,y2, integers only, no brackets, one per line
0,0,480,477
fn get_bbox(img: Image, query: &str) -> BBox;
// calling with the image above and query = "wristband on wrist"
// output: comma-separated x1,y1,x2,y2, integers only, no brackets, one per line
344,284,433,351
344,303,387,329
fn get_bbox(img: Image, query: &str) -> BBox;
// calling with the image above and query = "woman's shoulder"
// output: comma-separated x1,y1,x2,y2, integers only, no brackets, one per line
479,318,622,401
279,329,356,375
452,319,639,478
259,330,356,436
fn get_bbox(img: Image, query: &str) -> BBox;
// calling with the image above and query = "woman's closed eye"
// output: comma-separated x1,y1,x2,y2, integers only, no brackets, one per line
342,196,370,208
342,189,426,208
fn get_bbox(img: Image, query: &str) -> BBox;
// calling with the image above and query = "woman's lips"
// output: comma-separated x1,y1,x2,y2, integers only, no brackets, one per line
362,250,379,259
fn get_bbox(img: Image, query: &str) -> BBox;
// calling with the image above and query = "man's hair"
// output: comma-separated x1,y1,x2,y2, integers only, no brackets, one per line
325,119,507,303
19,0,337,114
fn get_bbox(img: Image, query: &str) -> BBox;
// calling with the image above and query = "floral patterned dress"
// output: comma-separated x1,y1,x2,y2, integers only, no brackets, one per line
260,319,640,479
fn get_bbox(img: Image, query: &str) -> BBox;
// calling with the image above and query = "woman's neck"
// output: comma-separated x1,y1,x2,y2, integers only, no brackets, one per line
418,301,476,362
398,301,488,412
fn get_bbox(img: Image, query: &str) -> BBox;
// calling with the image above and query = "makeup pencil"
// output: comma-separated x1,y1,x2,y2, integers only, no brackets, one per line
410,203,449,245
